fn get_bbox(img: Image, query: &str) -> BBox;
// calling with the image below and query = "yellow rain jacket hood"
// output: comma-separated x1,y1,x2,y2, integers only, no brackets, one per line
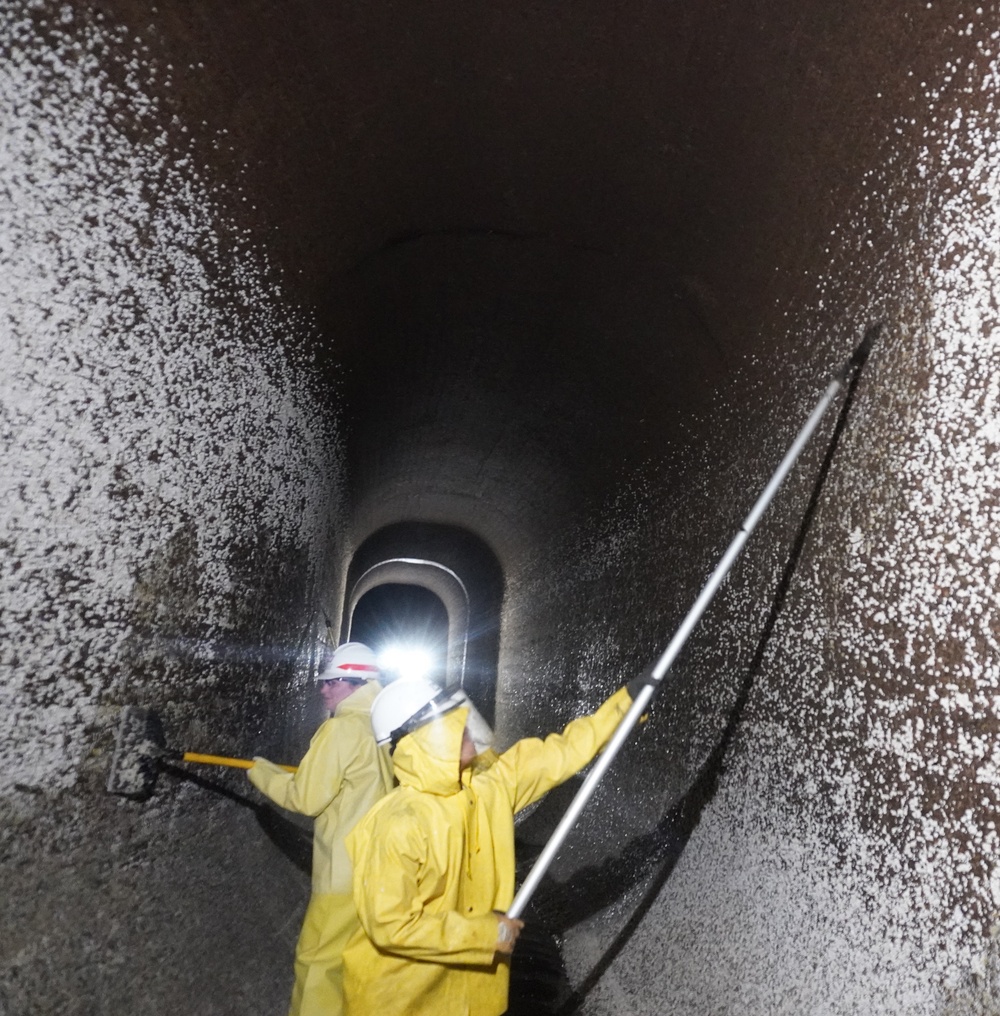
343,685,633,1016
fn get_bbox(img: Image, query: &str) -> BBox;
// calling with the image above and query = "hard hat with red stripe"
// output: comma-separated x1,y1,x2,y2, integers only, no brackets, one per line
320,642,381,683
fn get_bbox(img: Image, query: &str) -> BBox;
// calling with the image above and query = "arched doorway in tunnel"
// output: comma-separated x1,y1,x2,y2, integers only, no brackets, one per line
348,581,451,682
340,522,504,725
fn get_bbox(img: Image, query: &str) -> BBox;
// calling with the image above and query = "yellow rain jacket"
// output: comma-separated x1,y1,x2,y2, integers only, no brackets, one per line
249,680,393,1016
342,685,633,1016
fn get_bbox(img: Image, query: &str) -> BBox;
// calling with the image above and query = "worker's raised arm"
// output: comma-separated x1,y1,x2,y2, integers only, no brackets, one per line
502,684,634,814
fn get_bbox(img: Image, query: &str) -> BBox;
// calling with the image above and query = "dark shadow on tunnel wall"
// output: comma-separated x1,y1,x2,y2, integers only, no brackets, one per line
158,762,313,875
341,521,504,725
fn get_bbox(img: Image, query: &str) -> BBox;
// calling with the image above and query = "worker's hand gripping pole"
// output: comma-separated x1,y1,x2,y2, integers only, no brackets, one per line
507,363,856,920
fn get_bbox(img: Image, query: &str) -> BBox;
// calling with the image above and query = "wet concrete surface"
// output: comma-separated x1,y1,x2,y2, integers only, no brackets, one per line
2,1,999,1013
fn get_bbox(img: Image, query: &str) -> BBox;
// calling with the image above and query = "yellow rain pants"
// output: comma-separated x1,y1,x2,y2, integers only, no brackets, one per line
249,680,393,1016
343,685,633,1016
286,892,356,1016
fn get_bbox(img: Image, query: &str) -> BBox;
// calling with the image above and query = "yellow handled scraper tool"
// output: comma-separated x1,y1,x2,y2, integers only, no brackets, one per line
106,705,297,799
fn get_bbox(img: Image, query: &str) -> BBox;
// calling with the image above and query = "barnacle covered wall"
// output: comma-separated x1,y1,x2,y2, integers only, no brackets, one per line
1,1,998,1014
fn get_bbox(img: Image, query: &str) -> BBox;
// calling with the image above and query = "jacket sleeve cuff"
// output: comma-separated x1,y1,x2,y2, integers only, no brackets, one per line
467,913,505,963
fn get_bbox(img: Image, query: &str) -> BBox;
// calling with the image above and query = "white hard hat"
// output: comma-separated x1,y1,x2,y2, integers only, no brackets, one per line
321,641,381,682
370,678,466,748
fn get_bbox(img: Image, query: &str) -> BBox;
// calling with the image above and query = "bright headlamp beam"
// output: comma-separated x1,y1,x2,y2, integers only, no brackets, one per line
378,644,434,682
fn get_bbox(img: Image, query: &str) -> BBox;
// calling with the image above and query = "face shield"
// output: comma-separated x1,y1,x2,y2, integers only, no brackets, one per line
391,685,494,755
459,694,494,755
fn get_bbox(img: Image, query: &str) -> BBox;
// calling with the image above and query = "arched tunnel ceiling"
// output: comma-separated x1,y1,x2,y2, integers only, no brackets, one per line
135,0,922,299
101,0,957,562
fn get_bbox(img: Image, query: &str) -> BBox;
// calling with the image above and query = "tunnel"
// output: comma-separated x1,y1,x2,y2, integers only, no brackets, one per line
1,1,999,1013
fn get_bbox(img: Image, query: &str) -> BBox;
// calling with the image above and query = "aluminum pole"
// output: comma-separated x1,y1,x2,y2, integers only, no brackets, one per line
507,368,850,919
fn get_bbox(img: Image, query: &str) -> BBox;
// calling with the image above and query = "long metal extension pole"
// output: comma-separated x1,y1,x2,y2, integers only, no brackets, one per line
507,358,859,920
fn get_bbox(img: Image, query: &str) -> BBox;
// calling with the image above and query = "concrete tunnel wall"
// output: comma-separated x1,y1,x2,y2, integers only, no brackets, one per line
1,2,999,1014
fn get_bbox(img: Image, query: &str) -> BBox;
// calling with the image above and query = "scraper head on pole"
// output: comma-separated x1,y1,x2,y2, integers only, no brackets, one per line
838,323,880,383
106,705,165,800
106,706,298,799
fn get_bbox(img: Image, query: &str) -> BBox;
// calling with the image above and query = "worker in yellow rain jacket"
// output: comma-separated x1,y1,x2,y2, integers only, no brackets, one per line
342,677,636,1016
248,642,394,1016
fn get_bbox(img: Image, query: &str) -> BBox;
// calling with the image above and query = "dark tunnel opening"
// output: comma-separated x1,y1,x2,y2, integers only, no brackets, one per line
3,2,999,1015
